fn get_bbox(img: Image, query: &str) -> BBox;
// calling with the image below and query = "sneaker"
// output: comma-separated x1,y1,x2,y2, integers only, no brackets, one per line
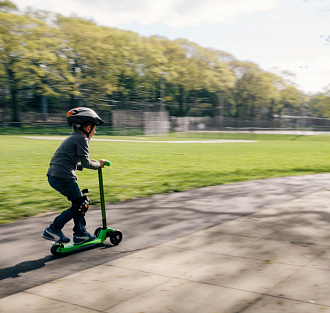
42,226,70,243
73,232,96,245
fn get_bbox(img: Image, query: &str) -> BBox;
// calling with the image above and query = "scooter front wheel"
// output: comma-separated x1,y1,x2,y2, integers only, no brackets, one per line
109,230,122,245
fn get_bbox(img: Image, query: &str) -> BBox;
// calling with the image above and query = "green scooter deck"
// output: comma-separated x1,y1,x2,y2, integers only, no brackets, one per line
51,227,122,255
55,238,102,253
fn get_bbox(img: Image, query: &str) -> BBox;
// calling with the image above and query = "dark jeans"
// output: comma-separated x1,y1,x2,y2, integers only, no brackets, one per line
48,176,87,235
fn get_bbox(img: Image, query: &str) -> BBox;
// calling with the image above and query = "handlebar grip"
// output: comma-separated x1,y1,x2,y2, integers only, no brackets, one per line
104,161,111,166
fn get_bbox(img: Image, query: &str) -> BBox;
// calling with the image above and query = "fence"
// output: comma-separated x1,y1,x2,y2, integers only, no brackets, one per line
171,116,330,134
2,110,330,136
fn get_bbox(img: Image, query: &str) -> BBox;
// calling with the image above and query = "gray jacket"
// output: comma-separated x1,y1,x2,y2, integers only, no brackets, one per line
47,131,99,179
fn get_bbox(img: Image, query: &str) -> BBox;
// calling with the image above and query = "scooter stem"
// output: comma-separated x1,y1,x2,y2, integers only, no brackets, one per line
98,161,111,229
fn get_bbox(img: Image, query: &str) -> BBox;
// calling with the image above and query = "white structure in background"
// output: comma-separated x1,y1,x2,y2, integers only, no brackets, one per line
143,111,170,135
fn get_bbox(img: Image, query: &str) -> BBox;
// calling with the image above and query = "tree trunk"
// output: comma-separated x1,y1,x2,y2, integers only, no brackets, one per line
7,66,20,123
10,87,19,123
177,85,187,116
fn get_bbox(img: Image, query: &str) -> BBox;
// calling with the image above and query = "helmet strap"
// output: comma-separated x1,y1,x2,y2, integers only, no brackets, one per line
81,127,90,138
73,122,95,139
81,124,95,140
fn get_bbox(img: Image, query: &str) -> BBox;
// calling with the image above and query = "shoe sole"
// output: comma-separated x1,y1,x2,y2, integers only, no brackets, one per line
42,235,70,244
43,230,70,243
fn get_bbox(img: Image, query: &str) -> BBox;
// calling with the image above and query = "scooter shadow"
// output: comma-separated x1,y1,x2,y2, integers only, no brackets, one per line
0,243,116,280
0,255,56,280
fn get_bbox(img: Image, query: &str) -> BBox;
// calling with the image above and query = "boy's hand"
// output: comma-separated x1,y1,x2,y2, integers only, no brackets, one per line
98,159,108,168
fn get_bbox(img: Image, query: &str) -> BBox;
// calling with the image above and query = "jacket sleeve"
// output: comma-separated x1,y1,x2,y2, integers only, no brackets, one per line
79,156,100,170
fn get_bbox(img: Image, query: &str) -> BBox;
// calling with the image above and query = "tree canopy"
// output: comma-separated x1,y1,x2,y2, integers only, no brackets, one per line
1,1,328,123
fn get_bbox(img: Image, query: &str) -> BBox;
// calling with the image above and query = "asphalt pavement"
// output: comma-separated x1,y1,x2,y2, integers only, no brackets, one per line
1,174,330,312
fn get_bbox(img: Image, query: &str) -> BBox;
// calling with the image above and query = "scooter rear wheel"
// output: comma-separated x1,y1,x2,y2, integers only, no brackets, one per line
51,245,62,257
109,230,122,245
94,227,102,237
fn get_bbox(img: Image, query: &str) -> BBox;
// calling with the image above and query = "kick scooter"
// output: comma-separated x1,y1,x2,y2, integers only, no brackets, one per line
50,161,123,256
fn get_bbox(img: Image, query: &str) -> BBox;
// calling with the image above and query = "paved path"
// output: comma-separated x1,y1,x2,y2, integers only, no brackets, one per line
1,174,330,312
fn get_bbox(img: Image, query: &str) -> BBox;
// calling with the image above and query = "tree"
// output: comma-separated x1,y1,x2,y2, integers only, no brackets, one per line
104,30,166,109
234,68,282,121
55,16,115,108
279,85,301,116
0,0,16,10
312,91,330,118
0,5,302,122
0,11,43,121
0,7,70,122
151,38,236,116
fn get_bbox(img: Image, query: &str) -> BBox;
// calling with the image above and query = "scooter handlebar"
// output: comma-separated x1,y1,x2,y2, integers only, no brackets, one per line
104,161,111,166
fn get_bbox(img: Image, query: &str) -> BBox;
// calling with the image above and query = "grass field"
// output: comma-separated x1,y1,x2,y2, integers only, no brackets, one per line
1,133,330,224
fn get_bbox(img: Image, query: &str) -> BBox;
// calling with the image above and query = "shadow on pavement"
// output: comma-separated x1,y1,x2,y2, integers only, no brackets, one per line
0,256,55,280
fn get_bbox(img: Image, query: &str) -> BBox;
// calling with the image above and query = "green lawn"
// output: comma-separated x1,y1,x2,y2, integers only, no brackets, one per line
1,133,330,223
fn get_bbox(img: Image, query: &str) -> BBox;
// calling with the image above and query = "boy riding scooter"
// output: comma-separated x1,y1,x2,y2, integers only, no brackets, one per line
42,107,108,245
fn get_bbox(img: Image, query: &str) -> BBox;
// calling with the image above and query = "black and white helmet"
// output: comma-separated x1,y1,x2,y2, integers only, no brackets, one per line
67,107,104,127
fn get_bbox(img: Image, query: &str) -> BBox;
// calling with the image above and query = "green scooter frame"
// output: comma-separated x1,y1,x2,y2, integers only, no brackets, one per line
50,161,123,256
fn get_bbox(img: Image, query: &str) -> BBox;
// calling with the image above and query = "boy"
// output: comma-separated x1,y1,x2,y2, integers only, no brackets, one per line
42,107,108,245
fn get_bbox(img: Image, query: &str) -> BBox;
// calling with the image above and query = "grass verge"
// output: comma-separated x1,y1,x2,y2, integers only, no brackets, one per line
1,133,330,223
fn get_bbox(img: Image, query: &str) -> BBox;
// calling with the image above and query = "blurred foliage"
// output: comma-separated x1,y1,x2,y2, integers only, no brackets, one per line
0,1,329,122
312,90,330,118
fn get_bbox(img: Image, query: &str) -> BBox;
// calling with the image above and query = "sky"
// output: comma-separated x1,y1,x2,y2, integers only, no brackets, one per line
11,0,330,94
